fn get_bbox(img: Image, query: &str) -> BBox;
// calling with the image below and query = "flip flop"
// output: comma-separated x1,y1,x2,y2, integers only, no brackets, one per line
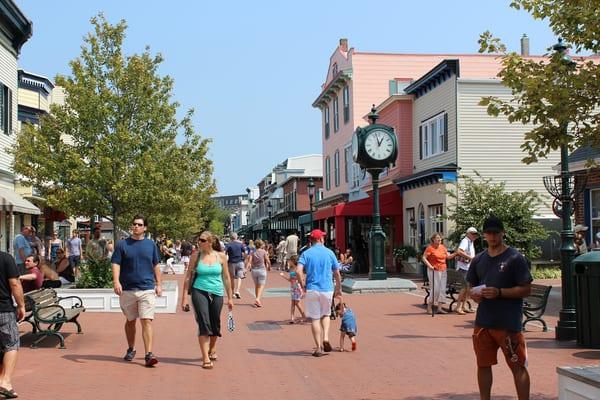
202,361,214,369
208,353,218,361
323,341,332,352
312,350,325,357
0,386,18,399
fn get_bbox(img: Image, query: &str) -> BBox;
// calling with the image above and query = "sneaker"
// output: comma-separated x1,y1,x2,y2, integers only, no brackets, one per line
145,352,158,367
124,347,136,361
234,292,241,299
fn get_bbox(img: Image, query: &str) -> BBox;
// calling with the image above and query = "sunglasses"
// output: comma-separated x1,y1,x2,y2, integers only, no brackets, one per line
132,223,144,227
199,238,208,243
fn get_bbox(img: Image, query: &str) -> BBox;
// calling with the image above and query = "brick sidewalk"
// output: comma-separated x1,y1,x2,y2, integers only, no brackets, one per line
12,273,595,399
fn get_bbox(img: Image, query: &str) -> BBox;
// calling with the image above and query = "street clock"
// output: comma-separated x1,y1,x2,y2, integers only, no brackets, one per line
352,124,398,169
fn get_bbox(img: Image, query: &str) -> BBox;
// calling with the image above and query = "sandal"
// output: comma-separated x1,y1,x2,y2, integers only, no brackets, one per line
254,300,262,308
456,309,466,315
208,353,218,361
436,307,448,314
323,341,332,352
0,386,18,399
202,361,214,369
312,350,325,357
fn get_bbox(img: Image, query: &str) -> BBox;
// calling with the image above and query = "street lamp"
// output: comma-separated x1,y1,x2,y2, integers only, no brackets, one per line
267,200,273,242
307,177,315,230
542,38,580,341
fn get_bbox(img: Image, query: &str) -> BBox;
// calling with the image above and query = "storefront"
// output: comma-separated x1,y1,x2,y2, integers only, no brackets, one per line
314,186,403,273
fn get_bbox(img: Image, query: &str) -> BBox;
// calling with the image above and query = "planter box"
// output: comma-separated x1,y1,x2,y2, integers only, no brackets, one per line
56,280,179,313
557,366,600,399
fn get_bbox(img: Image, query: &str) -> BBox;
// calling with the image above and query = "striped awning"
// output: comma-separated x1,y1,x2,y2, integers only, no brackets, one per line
0,187,41,214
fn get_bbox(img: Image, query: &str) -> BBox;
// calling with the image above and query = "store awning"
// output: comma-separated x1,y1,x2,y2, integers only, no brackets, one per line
0,187,41,215
314,190,401,220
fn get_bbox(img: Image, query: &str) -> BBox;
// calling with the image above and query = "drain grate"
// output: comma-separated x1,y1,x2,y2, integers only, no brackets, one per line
247,322,282,331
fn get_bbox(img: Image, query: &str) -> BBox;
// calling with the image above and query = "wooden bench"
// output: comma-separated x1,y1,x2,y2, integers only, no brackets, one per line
422,268,472,312
23,288,85,349
523,283,552,332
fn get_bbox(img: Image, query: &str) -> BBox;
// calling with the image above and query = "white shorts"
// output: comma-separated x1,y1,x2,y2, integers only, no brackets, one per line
120,289,156,321
180,256,190,264
304,290,333,320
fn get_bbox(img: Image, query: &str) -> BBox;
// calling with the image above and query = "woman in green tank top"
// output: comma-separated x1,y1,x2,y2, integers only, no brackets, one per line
181,231,233,369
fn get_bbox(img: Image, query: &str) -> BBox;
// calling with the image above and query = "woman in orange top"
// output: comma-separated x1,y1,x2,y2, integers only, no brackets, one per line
422,233,457,314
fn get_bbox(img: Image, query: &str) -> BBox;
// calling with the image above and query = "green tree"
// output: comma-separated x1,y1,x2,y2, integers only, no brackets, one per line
446,173,548,261
12,14,215,237
478,1,600,164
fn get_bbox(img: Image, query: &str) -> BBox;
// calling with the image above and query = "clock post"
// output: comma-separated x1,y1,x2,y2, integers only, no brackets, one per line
368,167,387,280
352,106,398,281
366,107,387,280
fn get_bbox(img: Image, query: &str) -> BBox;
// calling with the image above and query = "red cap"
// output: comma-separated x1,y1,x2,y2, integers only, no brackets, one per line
309,229,326,240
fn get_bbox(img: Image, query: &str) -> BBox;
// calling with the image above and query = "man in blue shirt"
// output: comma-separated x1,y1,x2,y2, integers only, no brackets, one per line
226,232,246,299
467,216,532,400
13,226,32,275
297,229,342,357
112,215,161,367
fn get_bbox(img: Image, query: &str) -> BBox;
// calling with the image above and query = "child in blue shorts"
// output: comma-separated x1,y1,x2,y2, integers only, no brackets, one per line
335,302,357,351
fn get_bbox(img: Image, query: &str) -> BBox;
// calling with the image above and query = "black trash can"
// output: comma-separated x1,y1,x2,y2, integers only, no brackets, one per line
573,251,600,348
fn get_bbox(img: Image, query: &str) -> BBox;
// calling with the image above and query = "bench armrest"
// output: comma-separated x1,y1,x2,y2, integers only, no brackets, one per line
58,295,85,309
34,304,67,323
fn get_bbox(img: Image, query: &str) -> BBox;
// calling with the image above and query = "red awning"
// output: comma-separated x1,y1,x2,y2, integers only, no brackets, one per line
314,190,401,220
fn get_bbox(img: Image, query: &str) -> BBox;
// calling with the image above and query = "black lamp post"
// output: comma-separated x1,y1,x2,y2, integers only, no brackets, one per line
267,200,273,242
307,177,315,230
543,38,580,341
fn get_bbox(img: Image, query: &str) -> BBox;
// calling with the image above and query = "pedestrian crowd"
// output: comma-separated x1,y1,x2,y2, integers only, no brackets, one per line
0,213,578,399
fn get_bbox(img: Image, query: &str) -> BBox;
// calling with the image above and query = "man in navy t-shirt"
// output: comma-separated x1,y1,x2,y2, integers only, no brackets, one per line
226,232,246,299
467,216,532,400
112,215,161,367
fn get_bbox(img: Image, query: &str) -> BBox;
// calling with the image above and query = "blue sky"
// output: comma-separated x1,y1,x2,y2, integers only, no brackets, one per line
17,0,557,196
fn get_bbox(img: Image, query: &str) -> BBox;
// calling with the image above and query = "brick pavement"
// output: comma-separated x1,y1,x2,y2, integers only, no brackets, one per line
12,274,597,399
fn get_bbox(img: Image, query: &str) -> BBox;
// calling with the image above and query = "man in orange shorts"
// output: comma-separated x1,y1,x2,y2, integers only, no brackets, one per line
467,216,532,400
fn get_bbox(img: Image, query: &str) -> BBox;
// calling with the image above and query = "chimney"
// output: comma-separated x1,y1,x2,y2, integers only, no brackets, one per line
520,34,530,56
339,38,348,52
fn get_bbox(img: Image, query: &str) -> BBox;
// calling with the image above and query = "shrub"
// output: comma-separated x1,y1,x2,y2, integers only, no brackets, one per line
532,267,561,280
77,258,113,288
393,245,418,260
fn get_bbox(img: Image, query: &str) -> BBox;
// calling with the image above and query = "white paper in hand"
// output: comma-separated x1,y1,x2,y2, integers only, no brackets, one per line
471,284,486,296
227,311,235,332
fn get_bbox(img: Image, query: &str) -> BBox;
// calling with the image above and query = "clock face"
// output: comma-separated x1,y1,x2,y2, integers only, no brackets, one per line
365,129,394,160
351,132,359,162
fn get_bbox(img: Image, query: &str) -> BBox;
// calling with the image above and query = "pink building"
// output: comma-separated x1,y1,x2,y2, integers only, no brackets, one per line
311,39,532,271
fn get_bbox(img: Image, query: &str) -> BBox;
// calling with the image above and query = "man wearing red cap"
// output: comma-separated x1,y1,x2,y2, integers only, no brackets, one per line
297,229,342,357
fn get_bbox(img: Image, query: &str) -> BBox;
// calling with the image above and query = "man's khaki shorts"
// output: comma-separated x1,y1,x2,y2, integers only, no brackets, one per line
120,289,156,321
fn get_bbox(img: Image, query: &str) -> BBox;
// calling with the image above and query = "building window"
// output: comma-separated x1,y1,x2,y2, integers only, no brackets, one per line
333,97,339,132
351,163,361,189
334,150,340,187
0,85,12,135
419,112,447,159
591,189,600,244
343,86,350,124
324,106,330,139
325,156,331,190
332,63,338,76
428,204,444,235
406,208,416,249
344,146,351,183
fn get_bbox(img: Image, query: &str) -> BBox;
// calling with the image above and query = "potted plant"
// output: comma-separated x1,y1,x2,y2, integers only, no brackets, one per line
393,245,418,272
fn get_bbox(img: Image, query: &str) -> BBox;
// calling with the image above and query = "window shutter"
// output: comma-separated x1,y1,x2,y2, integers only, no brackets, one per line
7,88,12,134
443,113,448,152
419,125,423,160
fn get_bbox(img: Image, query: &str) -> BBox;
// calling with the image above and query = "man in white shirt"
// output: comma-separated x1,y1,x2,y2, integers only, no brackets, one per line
455,227,478,315
284,232,299,272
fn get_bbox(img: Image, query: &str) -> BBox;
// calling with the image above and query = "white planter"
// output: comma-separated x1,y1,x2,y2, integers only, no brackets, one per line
557,366,600,400
56,280,179,313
